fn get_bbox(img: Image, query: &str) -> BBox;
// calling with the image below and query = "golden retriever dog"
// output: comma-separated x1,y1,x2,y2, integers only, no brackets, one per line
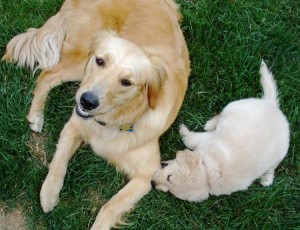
152,61,289,202
3,0,190,229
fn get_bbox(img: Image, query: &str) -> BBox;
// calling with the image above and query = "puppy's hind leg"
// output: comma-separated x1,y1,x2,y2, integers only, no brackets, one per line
260,167,275,187
27,59,86,132
204,115,220,131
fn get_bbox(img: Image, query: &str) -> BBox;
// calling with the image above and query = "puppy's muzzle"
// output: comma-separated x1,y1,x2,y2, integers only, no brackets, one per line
80,92,99,110
161,162,168,168
151,180,156,189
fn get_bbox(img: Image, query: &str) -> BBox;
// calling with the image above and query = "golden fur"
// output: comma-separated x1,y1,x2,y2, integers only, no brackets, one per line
3,0,190,229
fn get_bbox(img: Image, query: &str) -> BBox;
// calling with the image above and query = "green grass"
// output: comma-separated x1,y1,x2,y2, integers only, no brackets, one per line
0,0,299,229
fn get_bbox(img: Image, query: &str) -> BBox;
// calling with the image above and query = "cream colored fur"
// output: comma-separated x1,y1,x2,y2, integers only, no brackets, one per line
3,1,190,229
152,61,290,202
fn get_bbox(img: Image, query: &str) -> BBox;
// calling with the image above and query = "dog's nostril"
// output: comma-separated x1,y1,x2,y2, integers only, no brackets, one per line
161,162,168,168
151,180,156,189
80,92,99,110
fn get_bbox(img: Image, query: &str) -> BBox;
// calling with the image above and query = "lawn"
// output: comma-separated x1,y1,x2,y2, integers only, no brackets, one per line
0,0,299,229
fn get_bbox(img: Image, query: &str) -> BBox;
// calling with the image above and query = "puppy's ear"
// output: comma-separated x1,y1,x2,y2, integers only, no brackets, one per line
176,150,200,178
147,56,167,109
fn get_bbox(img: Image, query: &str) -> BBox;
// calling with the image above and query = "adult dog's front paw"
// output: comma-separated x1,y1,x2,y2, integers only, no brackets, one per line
40,176,61,213
27,112,44,133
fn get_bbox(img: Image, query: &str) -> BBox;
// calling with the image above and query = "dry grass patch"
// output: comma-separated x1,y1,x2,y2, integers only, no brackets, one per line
0,207,27,230
26,133,48,167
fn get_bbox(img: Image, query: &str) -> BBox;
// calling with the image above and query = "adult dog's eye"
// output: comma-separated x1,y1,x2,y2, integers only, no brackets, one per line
120,79,132,87
95,57,105,66
167,175,171,182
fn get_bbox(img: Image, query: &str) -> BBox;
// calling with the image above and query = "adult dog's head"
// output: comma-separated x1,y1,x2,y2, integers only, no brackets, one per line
75,31,166,124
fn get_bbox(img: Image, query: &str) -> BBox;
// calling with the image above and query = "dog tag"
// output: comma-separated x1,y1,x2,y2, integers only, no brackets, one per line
119,124,134,132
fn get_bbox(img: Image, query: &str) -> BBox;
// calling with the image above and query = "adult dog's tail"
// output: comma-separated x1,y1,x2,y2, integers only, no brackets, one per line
260,60,279,106
2,12,65,70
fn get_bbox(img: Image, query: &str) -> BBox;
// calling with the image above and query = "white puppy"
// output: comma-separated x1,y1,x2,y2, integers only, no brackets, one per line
152,61,290,202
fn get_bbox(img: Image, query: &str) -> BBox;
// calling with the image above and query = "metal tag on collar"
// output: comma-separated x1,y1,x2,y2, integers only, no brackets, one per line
119,123,134,132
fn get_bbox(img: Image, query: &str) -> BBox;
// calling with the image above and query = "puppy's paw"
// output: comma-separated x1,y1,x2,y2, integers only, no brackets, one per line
179,124,190,137
204,115,219,131
40,176,61,213
180,125,198,150
27,112,44,133
260,178,273,187
260,169,274,187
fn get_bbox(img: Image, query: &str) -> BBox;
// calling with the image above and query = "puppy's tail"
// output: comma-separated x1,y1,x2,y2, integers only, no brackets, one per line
2,12,65,70
260,60,279,106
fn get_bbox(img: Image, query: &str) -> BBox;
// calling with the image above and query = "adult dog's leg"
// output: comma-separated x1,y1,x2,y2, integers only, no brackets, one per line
91,175,153,230
40,119,83,213
27,60,86,132
91,142,160,230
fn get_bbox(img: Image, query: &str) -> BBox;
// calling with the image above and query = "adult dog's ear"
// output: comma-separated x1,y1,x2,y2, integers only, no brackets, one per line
176,149,200,179
147,56,167,109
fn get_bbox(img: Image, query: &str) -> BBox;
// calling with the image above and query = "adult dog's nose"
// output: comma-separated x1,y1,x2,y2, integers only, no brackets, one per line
80,92,99,110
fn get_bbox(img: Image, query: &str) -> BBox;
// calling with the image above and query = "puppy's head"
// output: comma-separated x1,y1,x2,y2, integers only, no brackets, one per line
152,149,209,202
75,31,166,123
